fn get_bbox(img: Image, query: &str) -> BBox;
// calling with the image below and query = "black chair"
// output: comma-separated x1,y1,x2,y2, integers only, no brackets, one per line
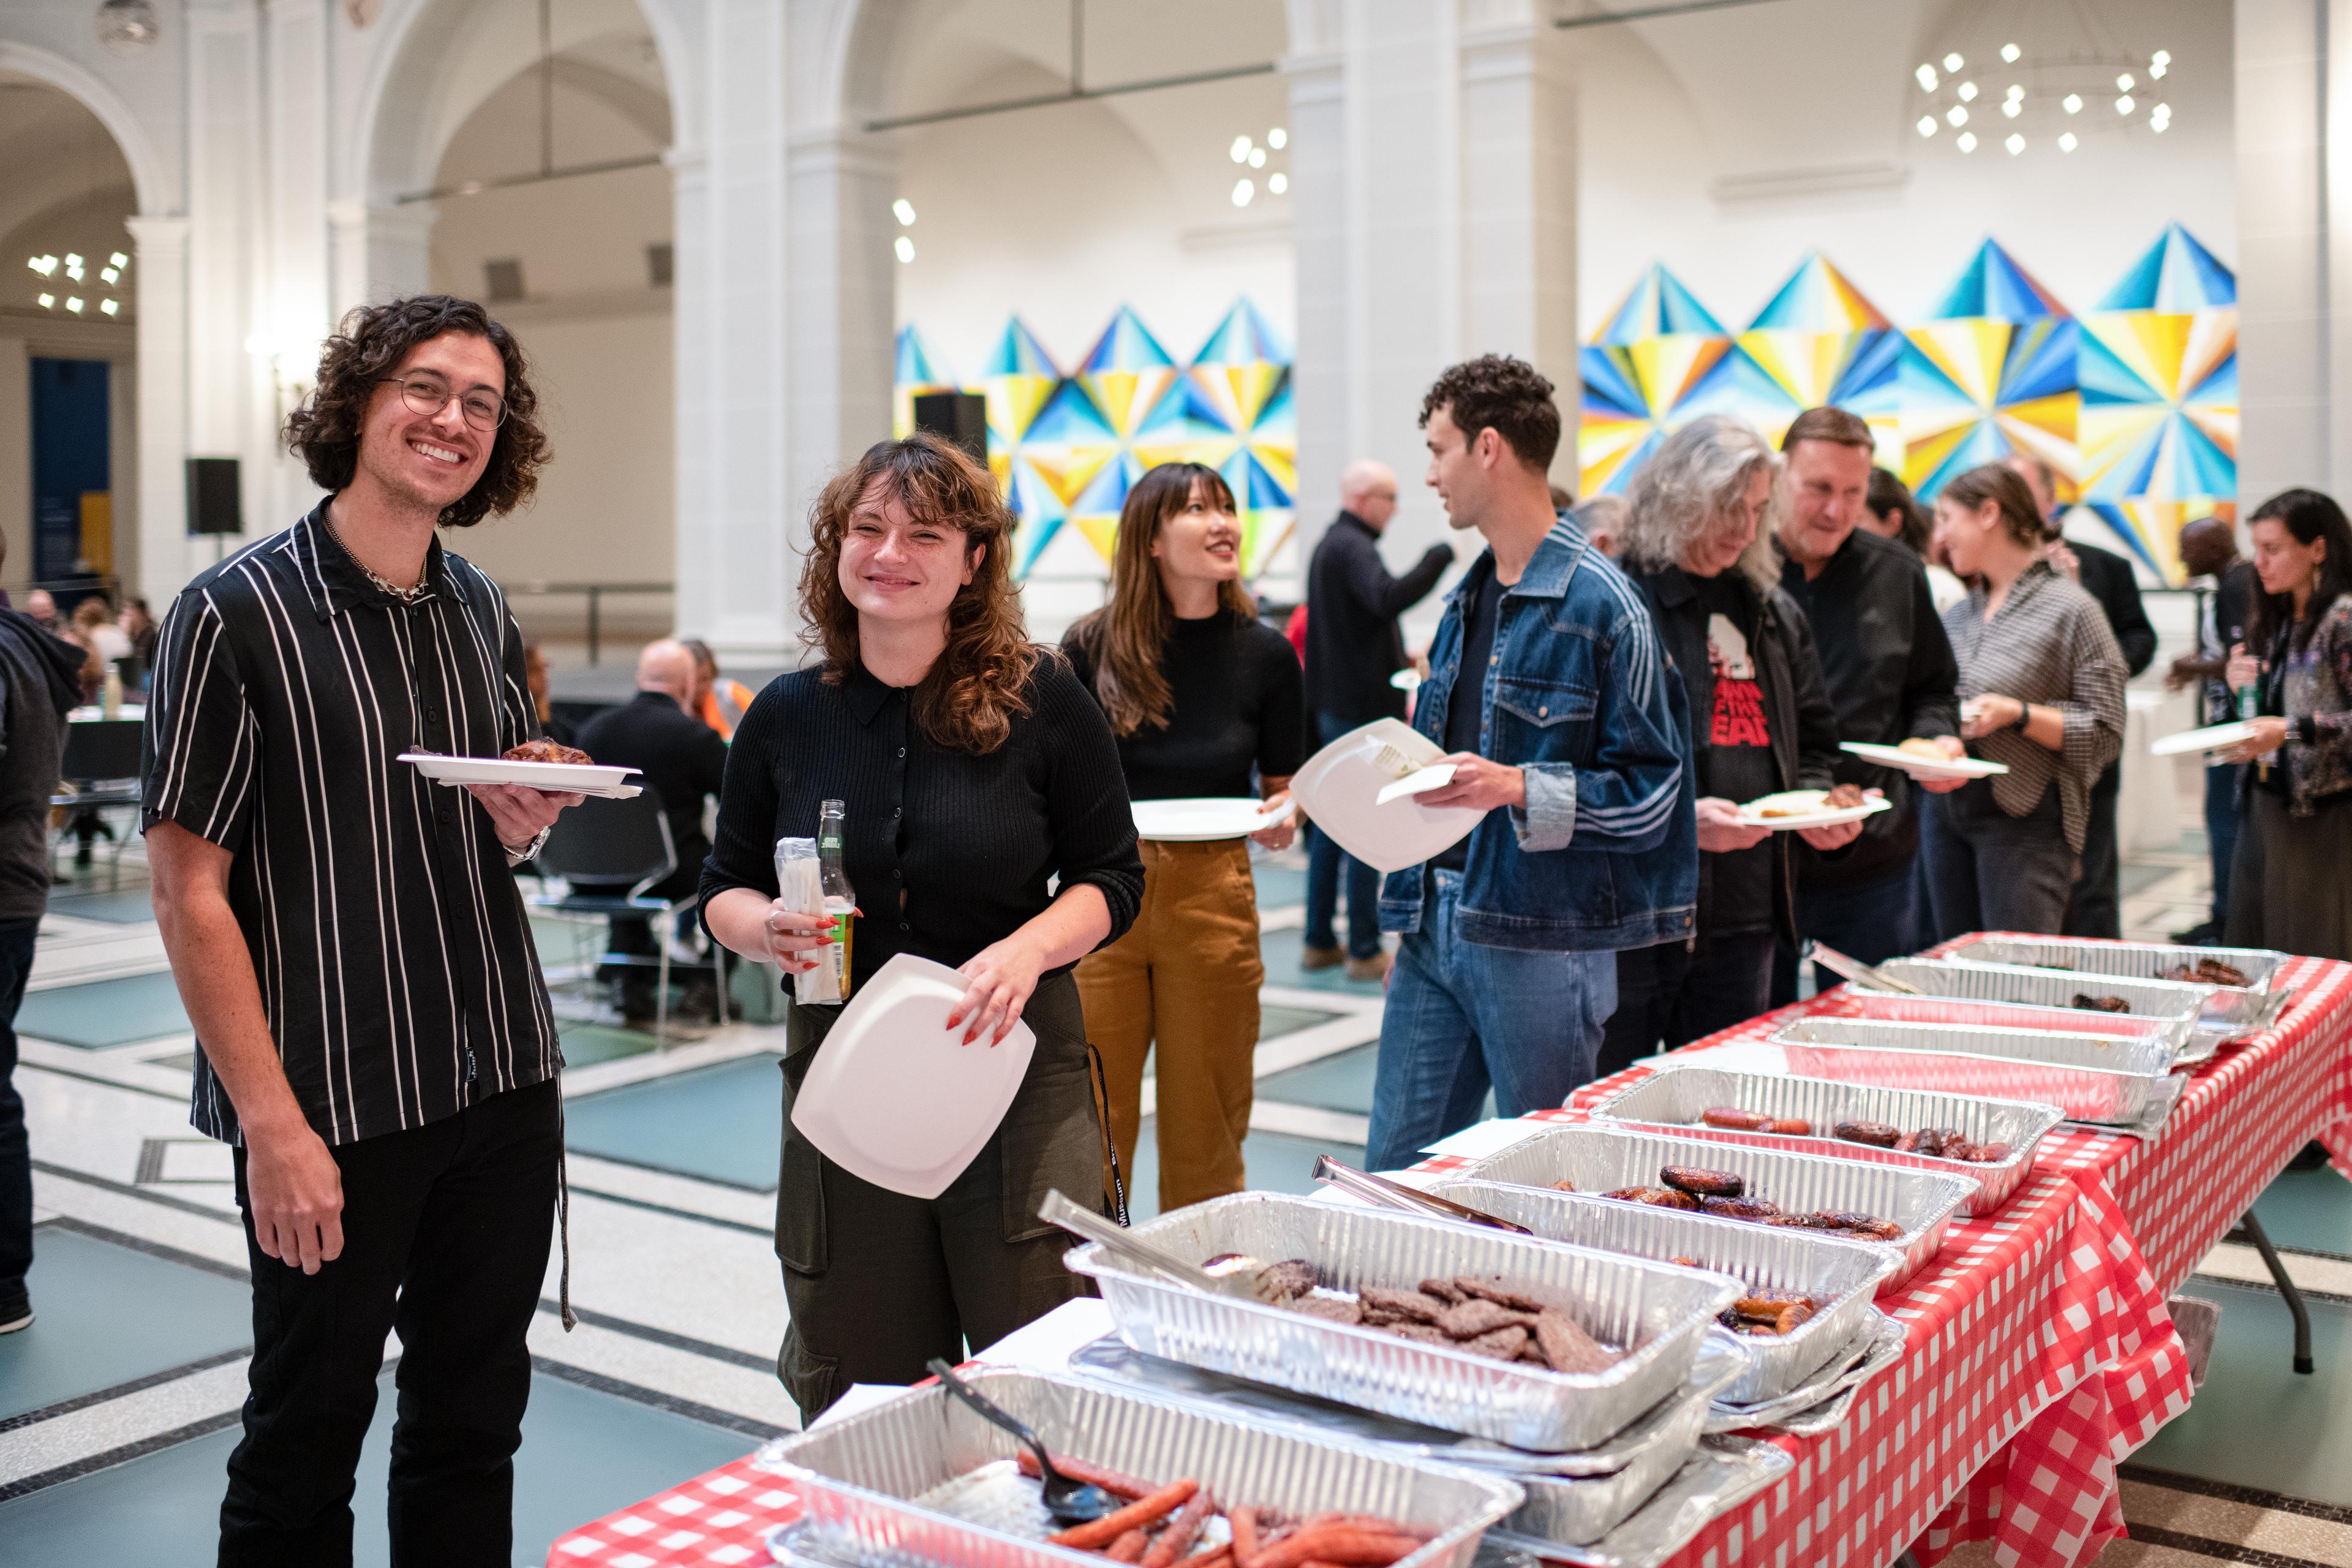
527,786,726,1041
51,718,145,888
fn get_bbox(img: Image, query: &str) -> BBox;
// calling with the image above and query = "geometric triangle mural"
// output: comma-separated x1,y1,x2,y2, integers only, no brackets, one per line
893,297,1297,579
1572,227,2238,584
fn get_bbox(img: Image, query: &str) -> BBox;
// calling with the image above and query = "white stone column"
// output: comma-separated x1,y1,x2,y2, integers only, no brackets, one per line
325,200,436,316
185,0,270,543
261,0,333,532
1285,47,1348,560
785,129,899,532
127,214,193,608
671,0,795,663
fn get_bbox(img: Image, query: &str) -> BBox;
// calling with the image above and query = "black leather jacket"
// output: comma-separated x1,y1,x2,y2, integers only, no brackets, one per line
1624,564,1842,940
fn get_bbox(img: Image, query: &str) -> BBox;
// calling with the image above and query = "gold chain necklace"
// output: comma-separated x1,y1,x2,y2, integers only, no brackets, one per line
323,513,432,604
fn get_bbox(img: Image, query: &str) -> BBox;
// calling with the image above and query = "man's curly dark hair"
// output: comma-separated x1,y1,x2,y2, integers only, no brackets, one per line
1417,353,1561,471
283,295,551,529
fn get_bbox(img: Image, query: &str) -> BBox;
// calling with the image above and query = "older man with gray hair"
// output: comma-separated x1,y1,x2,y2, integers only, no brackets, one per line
1300,460,1455,978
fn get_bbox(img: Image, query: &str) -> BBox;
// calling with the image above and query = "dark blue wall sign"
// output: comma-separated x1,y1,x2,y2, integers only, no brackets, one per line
30,357,111,585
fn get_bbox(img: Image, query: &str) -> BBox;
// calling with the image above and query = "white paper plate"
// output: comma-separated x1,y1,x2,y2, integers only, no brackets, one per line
1733,791,1893,831
1289,718,1484,873
1838,741,2007,780
790,952,1038,1199
397,751,643,799
1390,668,1422,692
2150,721,2260,758
1129,796,1290,842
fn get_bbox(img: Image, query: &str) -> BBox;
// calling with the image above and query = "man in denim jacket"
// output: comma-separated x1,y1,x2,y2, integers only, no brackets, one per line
1365,356,1697,1170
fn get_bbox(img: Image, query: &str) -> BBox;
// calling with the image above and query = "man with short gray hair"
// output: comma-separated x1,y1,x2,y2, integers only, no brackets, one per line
1301,460,1453,979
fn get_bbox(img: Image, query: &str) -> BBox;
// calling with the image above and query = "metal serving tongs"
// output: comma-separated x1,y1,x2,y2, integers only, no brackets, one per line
1806,940,1923,995
1310,1155,1535,1235
1036,1189,1291,1303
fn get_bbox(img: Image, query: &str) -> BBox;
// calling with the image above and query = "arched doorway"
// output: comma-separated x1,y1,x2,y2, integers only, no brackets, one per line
354,0,682,668
0,70,141,609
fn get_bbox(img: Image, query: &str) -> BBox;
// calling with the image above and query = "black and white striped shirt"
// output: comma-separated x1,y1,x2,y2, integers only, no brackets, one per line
141,507,560,1147
1942,558,2128,853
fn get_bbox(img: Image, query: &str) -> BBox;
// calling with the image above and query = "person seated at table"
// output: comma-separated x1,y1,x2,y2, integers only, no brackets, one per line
1915,464,2126,937
576,639,730,1020
1063,461,1303,1215
2222,488,2352,961
70,597,132,673
699,432,1143,1421
1601,415,1852,1074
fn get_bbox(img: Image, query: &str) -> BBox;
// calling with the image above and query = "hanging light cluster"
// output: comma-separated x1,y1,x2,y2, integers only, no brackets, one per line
1912,40,2174,158
1228,126,1288,209
26,249,129,315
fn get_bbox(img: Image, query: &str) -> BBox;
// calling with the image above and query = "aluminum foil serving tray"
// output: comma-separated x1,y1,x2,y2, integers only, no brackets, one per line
1772,1016,2174,1125
757,1367,1525,1568
1941,935,2290,1031
1062,1192,1741,1454
1582,1065,2063,1217
1819,987,2195,1051
1850,957,2210,1038
1447,1124,1972,1291
1419,1177,1896,1404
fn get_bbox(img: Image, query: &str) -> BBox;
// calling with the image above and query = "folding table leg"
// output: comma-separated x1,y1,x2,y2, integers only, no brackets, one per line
2228,1210,2314,1374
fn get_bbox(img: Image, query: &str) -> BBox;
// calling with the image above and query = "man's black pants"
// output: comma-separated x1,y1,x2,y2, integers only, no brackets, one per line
220,1078,559,1568
2062,764,2124,940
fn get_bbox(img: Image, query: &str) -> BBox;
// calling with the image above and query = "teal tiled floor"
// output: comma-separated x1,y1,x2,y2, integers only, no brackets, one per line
1,1226,251,1422
1251,859,1308,910
44,886,160,924
559,1023,661,1068
2250,1166,2352,1257
1256,1043,1379,1115
0,1367,755,1567
2132,1278,2352,1507
564,1053,783,1189
1123,1120,1365,1223
15,970,189,1049
1259,927,1389,995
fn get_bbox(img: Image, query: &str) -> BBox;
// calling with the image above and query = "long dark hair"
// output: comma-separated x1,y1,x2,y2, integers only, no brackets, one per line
801,433,1038,754
2246,488,2352,655
1066,462,1252,737
1866,467,1931,557
283,295,551,529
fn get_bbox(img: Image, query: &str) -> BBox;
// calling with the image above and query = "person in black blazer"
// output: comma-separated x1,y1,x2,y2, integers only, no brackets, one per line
576,639,730,1016
2007,455,2155,940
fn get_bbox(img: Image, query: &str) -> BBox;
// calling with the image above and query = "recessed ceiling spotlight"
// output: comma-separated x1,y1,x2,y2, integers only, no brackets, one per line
64,258,84,281
36,293,53,308
100,298,118,315
2005,134,2025,155
2000,43,2021,63
1267,172,1288,194
2064,94,2083,114
1957,80,1978,102
2116,72,2135,91
1917,115,1937,138
100,266,119,283
892,198,916,225
2150,111,2169,133
1943,52,1964,72
1947,105,1969,127
1248,146,1265,168
1232,178,1254,208
893,235,914,263
1267,127,1286,149
2116,93,2135,114
65,296,83,312
2002,99,2021,118
1956,131,1977,153
1229,135,1251,164
1916,64,1938,91
2059,132,2079,152
108,251,127,268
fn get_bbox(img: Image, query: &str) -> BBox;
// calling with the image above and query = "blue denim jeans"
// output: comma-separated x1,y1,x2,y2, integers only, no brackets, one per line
1365,870,1615,1170
1305,712,1381,959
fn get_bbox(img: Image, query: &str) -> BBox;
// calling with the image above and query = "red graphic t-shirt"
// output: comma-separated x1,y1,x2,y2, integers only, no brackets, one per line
1708,612,1771,749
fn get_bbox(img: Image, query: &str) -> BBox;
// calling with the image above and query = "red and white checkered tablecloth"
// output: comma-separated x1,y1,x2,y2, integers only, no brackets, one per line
545,951,2352,1568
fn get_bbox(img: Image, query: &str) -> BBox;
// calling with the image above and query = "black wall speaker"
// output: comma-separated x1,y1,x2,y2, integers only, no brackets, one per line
186,458,243,537
910,392,989,467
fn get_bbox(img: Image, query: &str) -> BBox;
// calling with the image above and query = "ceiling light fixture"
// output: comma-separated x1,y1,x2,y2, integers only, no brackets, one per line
2000,43,2021,62
1229,135,1251,164
109,251,128,268
1917,115,1937,137
1947,105,1968,126
1957,80,1978,101
2002,99,2021,118
2005,134,2025,154
100,266,119,284
65,296,83,312
1956,131,1977,153
36,293,54,308
892,198,916,225
94,0,160,55
2059,132,2079,151
1248,146,1265,168
1232,178,1254,207
2063,93,2082,114
100,298,118,315
28,255,57,276
1943,52,1964,72
1268,172,1288,194
2116,93,2135,114
2116,72,2135,91
893,235,914,263
1916,63,1938,91
1267,127,1287,149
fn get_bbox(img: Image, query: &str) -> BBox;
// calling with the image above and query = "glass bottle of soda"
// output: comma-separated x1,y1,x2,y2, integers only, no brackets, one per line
816,799,857,1001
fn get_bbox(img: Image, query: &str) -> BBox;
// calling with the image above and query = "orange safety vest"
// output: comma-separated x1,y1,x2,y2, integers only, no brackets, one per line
696,677,755,741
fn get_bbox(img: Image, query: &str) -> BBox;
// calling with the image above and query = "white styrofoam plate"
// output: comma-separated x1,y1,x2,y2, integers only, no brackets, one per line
1837,741,2007,780
1129,796,1291,842
1733,791,1893,831
1290,718,1484,873
2149,721,2260,758
1390,668,1422,691
790,952,1037,1199
397,751,642,798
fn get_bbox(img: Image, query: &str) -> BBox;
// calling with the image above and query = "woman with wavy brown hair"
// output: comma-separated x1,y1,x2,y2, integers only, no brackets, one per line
699,432,1144,1421
1063,462,1303,1213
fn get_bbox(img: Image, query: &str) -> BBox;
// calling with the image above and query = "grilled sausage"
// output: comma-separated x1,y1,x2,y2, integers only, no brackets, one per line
1833,1119,1901,1148
1762,1117,1814,1135
1660,1165,1744,1198
1700,1106,1769,1130
1603,1185,1701,1210
1815,1212,1904,1240
1698,1195,1782,1221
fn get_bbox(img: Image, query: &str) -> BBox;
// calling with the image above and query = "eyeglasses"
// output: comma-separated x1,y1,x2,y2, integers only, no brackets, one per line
377,375,506,431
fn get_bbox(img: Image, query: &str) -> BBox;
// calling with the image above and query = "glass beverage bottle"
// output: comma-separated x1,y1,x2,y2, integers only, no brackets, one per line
816,799,857,1000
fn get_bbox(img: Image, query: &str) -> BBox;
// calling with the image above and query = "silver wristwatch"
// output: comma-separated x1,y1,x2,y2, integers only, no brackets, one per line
507,825,553,865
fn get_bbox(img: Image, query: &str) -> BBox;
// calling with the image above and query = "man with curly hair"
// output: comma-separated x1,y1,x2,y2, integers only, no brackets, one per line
1363,355,1697,1169
141,295,583,1564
